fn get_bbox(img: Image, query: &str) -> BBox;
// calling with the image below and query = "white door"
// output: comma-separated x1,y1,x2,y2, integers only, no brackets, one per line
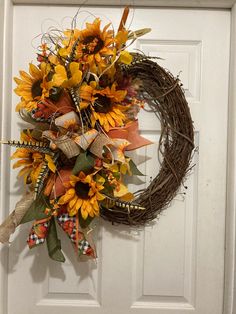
1,4,230,314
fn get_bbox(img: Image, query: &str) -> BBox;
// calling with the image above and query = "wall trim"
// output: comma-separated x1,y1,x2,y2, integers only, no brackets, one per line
0,2,236,314
224,3,236,314
10,0,236,9
0,2,13,314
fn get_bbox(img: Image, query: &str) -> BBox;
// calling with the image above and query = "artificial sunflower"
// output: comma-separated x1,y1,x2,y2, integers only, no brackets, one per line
76,18,115,73
11,148,44,185
14,62,52,112
80,82,127,132
58,172,105,219
11,131,56,185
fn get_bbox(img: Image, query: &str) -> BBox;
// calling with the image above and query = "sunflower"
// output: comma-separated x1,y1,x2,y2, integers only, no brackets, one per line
12,148,57,185
11,148,44,185
80,82,127,132
75,18,115,73
58,172,105,219
11,130,56,185
14,62,52,112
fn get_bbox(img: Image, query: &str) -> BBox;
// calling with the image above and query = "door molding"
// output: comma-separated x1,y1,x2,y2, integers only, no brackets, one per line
225,4,236,314
10,0,236,8
0,1,235,314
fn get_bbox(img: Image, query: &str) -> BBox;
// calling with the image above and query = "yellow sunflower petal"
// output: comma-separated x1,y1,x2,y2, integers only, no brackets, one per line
84,174,92,184
19,71,32,83
115,29,128,48
80,84,93,101
14,77,25,85
75,197,83,210
53,65,68,86
119,50,133,65
95,53,101,62
12,159,32,168
67,62,82,87
80,101,89,109
29,63,42,79
31,163,43,185
69,62,80,75
68,204,78,216
96,192,105,201
86,202,93,214
48,54,60,65
11,149,29,159
68,196,78,209
103,119,110,132
17,166,31,178
45,154,56,173
40,62,50,75
68,72,82,87
92,200,99,211
58,188,75,204
106,113,115,127
81,204,88,220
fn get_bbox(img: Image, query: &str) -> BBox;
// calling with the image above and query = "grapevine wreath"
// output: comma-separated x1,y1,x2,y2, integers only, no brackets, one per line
0,8,194,262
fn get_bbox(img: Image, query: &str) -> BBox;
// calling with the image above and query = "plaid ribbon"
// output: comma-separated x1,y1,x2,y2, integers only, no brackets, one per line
27,219,50,248
57,212,95,258
27,211,95,258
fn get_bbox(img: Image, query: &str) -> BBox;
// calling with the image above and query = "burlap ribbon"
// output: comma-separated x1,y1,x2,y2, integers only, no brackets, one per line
53,135,81,159
0,191,35,243
43,130,81,159
43,119,151,161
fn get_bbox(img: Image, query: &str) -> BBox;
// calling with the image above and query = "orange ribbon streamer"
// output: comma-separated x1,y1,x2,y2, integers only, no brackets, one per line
107,120,153,151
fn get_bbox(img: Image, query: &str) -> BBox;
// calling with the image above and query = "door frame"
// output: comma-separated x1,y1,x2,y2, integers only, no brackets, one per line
0,1,235,314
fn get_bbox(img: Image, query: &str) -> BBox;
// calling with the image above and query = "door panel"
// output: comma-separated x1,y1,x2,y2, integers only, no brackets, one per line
6,5,230,314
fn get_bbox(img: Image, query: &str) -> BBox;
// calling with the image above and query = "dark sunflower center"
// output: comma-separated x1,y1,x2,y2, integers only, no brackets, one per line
31,79,43,98
82,36,104,54
94,94,112,113
75,181,90,199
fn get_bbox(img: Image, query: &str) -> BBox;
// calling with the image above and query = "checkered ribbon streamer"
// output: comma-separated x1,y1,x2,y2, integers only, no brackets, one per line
27,211,95,258
27,220,50,248
57,212,95,257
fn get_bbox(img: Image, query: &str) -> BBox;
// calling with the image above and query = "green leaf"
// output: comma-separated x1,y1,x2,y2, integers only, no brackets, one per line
79,212,94,229
113,172,120,180
20,194,51,224
72,152,95,175
46,218,65,263
129,159,145,176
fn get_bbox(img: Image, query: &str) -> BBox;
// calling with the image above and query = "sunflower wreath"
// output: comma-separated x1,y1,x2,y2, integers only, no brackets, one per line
0,7,194,262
